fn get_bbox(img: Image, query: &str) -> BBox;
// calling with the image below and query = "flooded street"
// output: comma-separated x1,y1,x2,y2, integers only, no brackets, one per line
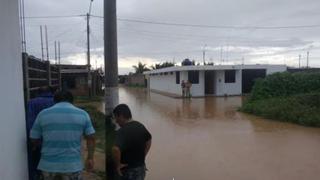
105,87,320,180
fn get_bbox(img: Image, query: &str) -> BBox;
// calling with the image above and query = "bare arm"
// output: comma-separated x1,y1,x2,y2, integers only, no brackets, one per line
86,134,95,159
85,134,95,171
112,146,122,167
145,139,152,157
112,146,127,176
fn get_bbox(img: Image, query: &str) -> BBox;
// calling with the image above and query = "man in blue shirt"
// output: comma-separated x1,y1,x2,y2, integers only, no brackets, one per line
27,86,55,180
30,91,96,180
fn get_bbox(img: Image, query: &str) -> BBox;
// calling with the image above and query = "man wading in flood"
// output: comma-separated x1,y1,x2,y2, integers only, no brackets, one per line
112,104,152,180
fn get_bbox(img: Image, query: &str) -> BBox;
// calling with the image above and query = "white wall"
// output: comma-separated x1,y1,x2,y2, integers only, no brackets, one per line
149,71,205,97
150,72,181,95
148,65,286,97
214,70,242,96
0,0,28,179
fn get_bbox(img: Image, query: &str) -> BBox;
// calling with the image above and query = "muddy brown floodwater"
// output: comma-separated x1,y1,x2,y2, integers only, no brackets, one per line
101,87,320,180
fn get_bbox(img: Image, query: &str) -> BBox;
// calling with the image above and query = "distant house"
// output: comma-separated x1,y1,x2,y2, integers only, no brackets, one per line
144,64,287,97
59,65,103,96
124,74,147,87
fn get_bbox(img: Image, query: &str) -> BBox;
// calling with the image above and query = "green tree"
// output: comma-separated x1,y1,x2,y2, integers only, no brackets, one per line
151,62,175,70
133,62,150,74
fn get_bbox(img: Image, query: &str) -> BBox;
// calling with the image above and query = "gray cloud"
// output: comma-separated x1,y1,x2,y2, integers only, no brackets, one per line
25,0,320,74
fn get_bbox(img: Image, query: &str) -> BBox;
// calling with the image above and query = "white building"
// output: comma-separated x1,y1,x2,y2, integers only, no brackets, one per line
145,65,287,97
0,0,28,179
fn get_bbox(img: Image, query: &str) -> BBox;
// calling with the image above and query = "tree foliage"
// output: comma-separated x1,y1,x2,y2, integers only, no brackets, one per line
151,62,175,70
132,62,150,74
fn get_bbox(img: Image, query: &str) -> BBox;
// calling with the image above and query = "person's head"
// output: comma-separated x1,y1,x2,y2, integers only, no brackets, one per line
37,86,54,96
54,90,74,104
182,80,185,83
113,104,132,127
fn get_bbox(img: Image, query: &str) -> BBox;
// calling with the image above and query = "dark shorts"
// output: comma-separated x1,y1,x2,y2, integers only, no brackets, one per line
42,171,82,180
120,166,146,180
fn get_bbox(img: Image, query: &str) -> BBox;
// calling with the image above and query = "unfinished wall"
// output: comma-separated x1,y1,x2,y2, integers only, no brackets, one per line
0,0,28,179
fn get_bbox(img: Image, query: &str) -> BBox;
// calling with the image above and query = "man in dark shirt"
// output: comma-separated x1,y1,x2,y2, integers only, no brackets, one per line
26,86,55,180
112,104,152,180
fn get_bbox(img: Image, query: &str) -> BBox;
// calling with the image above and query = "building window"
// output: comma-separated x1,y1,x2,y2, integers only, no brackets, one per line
170,72,174,75
188,71,199,84
164,72,168,75
176,71,180,84
225,70,236,83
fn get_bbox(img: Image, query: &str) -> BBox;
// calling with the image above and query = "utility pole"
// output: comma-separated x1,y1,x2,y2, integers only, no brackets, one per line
40,26,44,61
87,13,92,97
54,41,57,64
220,46,223,62
299,54,301,68
307,51,310,68
58,41,61,65
58,41,61,90
105,0,119,178
203,44,207,65
87,0,94,98
20,0,27,52
45,25,49,61
226,44,229,62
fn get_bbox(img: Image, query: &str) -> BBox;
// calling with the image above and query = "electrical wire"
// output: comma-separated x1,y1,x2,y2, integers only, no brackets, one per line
91,15,320,30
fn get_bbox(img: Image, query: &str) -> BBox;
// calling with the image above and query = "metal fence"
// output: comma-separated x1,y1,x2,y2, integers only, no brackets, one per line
22,53,60,100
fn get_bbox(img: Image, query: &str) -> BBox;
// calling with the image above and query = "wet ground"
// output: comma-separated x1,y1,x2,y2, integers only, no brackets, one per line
104,87,320,180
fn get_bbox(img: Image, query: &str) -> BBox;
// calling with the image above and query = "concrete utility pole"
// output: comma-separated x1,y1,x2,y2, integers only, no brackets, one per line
40,26,44,61
104,0,119,178
220,46,223,62
203,44,207,65
104,0,119,115
87,13,92,97
307,51,310,68
87,0,94,98
299,54,301,68
54,41,57,64
58,41,61,65
45,25,49,61
58,41,61,89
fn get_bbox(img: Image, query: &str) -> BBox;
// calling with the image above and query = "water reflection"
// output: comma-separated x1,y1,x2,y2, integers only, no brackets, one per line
103,87,320,180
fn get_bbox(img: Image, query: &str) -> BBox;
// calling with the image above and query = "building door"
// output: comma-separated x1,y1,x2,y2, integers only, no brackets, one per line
205,71,215,94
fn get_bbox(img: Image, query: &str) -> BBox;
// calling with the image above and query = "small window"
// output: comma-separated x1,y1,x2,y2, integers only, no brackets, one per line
170,72,174,75
225,70,236,83
176,71,180,84
188,71,199,84
164,72,168,75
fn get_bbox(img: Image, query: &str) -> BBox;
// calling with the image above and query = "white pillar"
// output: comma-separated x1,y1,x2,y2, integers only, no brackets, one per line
0,0,28,179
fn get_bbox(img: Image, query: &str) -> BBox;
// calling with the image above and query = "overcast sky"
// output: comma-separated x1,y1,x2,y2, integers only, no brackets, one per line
24,0,320,74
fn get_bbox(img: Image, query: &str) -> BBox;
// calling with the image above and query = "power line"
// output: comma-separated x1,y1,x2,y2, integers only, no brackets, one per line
25,14,320,29
25,15,85,19
90,15,320,30
118,19,320,30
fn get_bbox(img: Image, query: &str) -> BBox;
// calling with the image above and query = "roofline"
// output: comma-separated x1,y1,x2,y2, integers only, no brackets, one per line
144,64,287,75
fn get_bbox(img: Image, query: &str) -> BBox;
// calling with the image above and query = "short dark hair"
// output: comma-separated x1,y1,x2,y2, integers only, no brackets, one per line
54,91,74,103
113,104,132,119
37,86,55,95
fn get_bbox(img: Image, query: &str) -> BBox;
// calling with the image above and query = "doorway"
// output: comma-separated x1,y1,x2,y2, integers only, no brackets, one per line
205,71,215,95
